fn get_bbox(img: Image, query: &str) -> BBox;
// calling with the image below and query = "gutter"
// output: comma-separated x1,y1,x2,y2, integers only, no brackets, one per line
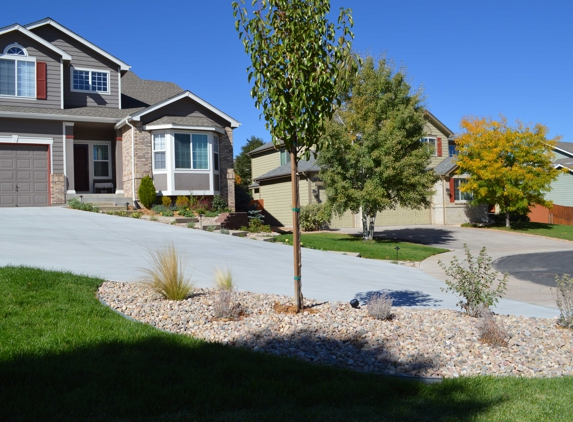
0,111,120,124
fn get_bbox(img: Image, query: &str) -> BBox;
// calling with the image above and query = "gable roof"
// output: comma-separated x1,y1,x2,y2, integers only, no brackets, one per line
433,156,458,176
554,142,573,157
254,156,320,182
24,18,130,71
249,140,283,155
117,90,240,129
121,72,184,108
425,110,454,138
0,23,72,60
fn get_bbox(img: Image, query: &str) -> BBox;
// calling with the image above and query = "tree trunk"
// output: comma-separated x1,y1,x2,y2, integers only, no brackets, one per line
362,212,375,240
290,145,303,312
505,211,510,228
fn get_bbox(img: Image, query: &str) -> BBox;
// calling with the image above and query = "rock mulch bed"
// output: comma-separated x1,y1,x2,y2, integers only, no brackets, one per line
98,281,573,379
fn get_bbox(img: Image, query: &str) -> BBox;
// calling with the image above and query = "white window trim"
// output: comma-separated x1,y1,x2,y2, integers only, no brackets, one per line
174,132,211,171
93,143,112,179
453,177,472,202
70,67,111,95
152,133,167,172
3,43,28,56
422,137,437,156
0,51,37,99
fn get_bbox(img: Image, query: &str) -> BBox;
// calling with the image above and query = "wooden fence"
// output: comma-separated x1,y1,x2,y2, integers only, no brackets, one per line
529,204,573,226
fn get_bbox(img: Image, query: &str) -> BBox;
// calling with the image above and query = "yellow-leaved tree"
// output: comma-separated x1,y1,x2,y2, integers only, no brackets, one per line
456,115,561,228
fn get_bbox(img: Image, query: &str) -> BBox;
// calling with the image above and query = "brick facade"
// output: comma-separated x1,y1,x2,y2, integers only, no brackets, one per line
121,123,152,200
51,173,66,205
221,127,235,211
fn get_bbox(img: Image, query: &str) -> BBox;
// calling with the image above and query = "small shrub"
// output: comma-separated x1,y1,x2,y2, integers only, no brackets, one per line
170,220,177,225
214,266,235,291
131,212,142,219
477,305,509,347
140,242,194,300
138,175,157,209
195,207,208,216
105,210,114,215
204,211,219,217
300,204,331,231
212,195,228,213
367,293,393,320
114,210,128,217
213,290,241,320
161,209,174,217
67,198,99,213
220,228,230,235
438,244,508,317
175,195,190,209
186,221,195,229
552,274,573,329
67,198,81,209
150,216,158,222
161,196,172,208
152,204,166,214
205,225,215,232
246,209,271,233
178,208,195,218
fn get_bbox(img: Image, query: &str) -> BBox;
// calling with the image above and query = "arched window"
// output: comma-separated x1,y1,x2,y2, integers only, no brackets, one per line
3,43,28,56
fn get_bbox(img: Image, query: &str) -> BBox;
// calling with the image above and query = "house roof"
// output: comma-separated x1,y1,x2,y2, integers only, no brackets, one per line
121,72,184,108
433,156,458,176
0,104,141,123
254,156,320,182
248,140,284,155
0,23,72,60
424,111,454,138
24,18,130,71
555,142,573,157
143,115,224,132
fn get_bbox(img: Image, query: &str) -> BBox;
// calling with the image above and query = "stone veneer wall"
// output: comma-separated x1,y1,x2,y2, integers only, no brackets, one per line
121,123,152,201
222,127,235,211
51,173,65,205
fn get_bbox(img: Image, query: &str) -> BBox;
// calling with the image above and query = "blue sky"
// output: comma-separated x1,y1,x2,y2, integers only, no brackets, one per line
4,1,573,154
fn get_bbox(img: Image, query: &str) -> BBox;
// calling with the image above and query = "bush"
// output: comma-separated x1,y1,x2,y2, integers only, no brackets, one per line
175,195,190,209
300,204,331,231
186,221,195,229
138,176,157,209
438,244,508,317
161,196,172,208
131,212,142,219
161,209,174,217
367,293,393,320
67,198,99,213
214,266,235,291
477,305,509,347
212,195,228,213
152,204,167,214
140,242,194,300
552,274,573,329
213,290,241,320
178,208,195,218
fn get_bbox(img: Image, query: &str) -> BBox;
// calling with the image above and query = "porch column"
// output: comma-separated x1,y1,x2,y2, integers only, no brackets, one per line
64,122,75,194
115,133,124,194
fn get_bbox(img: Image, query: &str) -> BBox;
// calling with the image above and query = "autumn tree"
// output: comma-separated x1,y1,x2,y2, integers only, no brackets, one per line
233,0,357,311
234,135,265,187
456,115,561,227
318,56,436,240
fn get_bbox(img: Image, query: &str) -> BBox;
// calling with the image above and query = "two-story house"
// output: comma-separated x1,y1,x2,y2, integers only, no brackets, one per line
0,18,239,208
249,112,487,228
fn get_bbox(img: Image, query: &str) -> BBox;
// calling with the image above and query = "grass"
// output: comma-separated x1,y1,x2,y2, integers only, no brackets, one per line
213,265,235,291
140,243,194,300
477,222,573,242
1,266,573,421
271,233,449,261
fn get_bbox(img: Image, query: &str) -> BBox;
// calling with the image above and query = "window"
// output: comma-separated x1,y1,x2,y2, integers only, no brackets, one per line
93,145,110,177
0,43,35,98
280,148,291,165
174,133,209,169
213,135,220,171
153,133,166,170
449,144,457,157
453,178,472,201
71,68,109,94
421,137,437,156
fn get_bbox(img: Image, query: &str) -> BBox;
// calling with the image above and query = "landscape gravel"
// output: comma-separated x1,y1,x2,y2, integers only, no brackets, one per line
98,281,573,379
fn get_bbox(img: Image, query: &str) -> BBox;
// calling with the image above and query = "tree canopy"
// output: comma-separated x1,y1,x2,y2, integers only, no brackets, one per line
456,115,561,227
235,136,265,187
232,0,357,311
318,55,437,240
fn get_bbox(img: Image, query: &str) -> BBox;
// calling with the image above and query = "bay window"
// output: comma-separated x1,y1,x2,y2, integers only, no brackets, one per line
175,133,209,169
153,133,166,170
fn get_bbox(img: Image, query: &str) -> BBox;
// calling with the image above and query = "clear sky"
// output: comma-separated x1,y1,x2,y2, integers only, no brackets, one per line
4,1,572,154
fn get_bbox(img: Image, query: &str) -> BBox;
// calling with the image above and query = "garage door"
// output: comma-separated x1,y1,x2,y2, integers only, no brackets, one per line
0,145,49,207
376,206,430,226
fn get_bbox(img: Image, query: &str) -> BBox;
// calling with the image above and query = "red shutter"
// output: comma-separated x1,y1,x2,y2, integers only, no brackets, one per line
36,62,47,100
449,178,455,203
437,137,442,157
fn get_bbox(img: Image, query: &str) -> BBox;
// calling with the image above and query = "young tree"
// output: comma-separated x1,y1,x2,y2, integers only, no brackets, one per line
233,0,357,311
456,115,561,227
318,56,436,240
234,135,265,188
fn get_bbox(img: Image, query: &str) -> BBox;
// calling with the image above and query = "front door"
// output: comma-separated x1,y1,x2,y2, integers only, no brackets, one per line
74,144,90,192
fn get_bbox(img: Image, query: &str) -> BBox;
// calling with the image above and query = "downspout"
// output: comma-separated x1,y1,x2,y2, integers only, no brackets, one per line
125,118,136,205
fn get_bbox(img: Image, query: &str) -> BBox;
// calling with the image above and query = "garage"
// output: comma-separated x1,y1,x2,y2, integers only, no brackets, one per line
0,144,49,207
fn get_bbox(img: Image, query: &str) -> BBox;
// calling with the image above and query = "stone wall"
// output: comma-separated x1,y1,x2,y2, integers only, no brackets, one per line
222,127,235,211
51,173,65,205
120,122,152,201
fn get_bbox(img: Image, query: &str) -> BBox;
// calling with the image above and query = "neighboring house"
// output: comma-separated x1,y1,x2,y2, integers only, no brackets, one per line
0,18,239,208
248,111,482,228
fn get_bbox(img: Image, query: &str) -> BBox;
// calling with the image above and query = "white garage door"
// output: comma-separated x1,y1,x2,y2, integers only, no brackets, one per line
0,145,49,207
376,206,430,226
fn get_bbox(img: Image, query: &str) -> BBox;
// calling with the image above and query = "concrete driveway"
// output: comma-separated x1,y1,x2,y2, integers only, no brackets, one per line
0,208,563,318
344,225,573,309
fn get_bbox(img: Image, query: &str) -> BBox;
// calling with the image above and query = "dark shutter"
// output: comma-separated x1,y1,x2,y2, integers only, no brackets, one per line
449,178,455,203
437,137,442,157
36,62,47,100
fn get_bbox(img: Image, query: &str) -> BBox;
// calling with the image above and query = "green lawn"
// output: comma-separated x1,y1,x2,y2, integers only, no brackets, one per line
271,233,449,261
1,266,572,421
474,222,573,242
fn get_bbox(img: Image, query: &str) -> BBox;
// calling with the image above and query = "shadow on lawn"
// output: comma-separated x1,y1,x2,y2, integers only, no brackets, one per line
370,228,457,247
355,290,443,307
0,332,504,421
